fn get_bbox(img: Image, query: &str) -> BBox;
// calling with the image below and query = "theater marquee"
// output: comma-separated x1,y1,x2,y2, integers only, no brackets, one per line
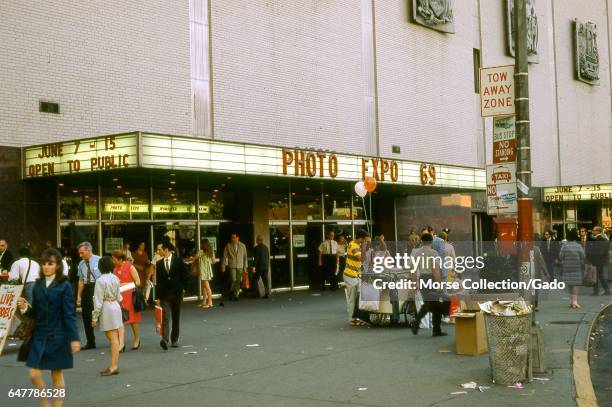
24,132,486,190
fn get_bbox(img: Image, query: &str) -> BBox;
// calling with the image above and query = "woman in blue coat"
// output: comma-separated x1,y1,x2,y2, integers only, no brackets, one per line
17,248,80,404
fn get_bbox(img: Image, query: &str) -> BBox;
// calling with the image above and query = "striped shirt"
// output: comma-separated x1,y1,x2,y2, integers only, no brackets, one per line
344,241,362,278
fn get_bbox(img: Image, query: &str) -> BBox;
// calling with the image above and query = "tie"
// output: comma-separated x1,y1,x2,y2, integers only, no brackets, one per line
85,259,93,283
165,257,170,273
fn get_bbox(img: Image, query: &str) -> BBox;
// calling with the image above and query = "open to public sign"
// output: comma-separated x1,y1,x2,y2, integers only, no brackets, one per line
493,116,516,163
480,65,515,117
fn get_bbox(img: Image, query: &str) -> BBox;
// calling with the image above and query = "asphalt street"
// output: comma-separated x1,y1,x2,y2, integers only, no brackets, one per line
590,306,612,407
0,288,609,407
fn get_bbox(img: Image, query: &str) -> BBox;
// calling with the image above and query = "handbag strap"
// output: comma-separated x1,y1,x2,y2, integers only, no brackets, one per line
19,259,32,285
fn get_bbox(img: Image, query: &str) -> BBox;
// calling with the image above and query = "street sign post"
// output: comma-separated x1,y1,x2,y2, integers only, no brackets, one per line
493,116,517,163
486,163,518,215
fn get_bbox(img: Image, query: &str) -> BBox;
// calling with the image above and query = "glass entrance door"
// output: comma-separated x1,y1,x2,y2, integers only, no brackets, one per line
153,222,198,296
101,223,151,256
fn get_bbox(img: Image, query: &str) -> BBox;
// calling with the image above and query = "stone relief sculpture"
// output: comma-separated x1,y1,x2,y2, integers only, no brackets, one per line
507,0,539,63
412,0,455,34
575,19,600,85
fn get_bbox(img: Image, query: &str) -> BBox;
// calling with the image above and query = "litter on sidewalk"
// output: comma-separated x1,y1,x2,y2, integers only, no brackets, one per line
246,344,260,347
507,383,524,389
450,391,468,395
478,386,490,392
461,381,478,389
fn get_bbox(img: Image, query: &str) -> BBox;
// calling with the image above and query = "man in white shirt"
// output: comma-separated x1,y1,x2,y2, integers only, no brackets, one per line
318,231,339,291
9,247,41,303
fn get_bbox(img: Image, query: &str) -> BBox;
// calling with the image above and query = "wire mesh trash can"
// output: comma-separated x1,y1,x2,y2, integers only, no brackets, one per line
484,313,532,385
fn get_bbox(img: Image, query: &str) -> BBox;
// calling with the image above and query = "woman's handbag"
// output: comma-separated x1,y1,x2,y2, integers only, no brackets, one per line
132,287,146,312
17,334,33,362
121,307,130,322
241,270,250,289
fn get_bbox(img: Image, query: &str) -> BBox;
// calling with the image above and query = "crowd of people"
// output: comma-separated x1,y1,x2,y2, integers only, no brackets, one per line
1,224,610,404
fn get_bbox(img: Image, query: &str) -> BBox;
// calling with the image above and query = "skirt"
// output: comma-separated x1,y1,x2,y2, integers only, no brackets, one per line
99,301,123,331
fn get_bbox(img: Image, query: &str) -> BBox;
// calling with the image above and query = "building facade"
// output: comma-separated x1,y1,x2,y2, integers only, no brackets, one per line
1,1,611,291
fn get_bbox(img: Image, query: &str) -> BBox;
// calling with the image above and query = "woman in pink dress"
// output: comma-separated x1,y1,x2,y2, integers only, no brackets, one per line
111,249,141,351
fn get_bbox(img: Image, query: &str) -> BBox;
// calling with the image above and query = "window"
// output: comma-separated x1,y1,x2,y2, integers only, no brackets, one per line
473,49,481,93
39,101,60,114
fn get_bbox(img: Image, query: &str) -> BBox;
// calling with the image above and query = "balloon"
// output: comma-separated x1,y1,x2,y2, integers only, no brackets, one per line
354,181,367,198
364,176,377,192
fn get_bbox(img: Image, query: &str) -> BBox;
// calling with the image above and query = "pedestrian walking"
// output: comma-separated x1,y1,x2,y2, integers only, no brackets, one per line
559,229,585,308
112,250,142,351
253,235,270,298
410,233,449,337
91,256,123,375
336,234,348,277
132,242,151,299
540,230,560,280
155,242,189,349
9,247,40,303
76,242,100,350
16,248,80,404
318,231,339,290
588,226,611,296
343,229,369,327
194,239,215,308
221,233,248,301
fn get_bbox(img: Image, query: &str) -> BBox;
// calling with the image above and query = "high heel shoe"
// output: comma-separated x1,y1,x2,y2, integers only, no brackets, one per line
120,345,126,353
131,341,140,350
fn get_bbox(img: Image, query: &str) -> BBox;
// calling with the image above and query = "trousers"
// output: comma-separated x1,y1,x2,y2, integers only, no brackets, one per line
160,293,183,344
82,284,96,346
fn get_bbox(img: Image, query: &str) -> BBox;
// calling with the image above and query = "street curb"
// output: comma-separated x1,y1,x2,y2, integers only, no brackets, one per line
572,302,612,407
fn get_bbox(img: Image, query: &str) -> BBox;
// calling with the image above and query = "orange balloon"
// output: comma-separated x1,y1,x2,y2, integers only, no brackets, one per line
364,176,377,192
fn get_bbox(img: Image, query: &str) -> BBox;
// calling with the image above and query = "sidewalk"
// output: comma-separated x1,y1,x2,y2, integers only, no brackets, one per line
0,288,609,407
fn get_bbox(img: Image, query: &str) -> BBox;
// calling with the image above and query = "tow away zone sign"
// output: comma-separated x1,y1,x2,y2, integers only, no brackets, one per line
480,65,515,117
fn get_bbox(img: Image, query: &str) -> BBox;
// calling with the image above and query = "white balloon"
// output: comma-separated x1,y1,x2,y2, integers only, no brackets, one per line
354,181,367,198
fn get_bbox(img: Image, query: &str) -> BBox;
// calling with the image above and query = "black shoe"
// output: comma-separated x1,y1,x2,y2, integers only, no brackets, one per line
410,321,419,335
83,344,96,350
119,345,126,353
432,332,448,337
263,295,269,299
131,341,140,350
171,342,179,348
219,302,225,307
160,340,168,350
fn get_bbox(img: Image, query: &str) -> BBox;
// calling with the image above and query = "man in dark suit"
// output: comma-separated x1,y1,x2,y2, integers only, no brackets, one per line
0,239,15,277
253,235,270,298
155,242,189,350
540,230,559,280
588,226,611,296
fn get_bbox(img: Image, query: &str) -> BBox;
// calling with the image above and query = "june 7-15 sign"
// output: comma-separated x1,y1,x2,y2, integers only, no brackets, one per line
24,133,138,178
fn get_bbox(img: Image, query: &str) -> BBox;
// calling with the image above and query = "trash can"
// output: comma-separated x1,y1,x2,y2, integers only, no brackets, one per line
484,313,532,385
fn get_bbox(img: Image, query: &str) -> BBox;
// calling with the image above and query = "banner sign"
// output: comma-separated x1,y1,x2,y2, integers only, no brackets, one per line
543,184,612,202
24,133,138,178
0,284,23,356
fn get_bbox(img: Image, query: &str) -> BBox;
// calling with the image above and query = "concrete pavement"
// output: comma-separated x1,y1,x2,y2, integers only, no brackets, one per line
1,287,609,407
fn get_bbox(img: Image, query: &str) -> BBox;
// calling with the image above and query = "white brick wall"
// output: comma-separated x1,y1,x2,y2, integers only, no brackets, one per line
210,0,367,154
1,1,610,188
552,0,612,185
0,0,193,147
481,0,611,186
374,0,483,167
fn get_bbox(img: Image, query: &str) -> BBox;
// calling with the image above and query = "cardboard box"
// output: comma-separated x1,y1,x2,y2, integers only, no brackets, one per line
455,312,488,355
